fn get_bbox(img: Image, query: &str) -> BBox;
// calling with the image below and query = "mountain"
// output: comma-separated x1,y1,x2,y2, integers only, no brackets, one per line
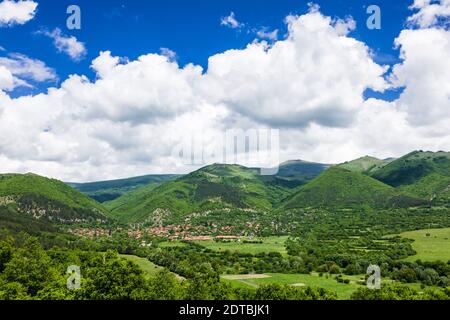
267,160,330,188
337,156,390,174
106,164,292,223
370,151,450,202
68,174,180,202
0,173,109,231
280,167,423,210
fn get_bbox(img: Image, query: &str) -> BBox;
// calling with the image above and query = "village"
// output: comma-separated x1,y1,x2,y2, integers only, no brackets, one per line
70,223,246,243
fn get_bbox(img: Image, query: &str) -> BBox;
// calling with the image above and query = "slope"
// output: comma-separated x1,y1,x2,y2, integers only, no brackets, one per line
337,156,389,174
0,173,109,226
106,164,290,223
370,151,450,202
280,167,422,210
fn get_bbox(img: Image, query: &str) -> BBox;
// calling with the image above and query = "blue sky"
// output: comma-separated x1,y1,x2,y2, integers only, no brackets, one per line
1,0,410,97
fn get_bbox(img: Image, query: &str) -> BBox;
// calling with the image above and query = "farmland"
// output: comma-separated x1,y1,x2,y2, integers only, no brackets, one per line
398,228,450,262
192,236,289,255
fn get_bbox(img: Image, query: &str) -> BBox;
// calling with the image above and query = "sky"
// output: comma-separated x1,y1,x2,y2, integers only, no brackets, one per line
0,0,449,182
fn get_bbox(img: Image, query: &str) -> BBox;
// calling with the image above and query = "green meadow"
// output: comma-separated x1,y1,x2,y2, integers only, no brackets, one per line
120,254,165,277
222,273,365,299
398,228,450,262
193,236,289,255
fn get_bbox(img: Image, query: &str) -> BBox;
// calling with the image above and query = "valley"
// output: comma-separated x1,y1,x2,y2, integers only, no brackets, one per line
1,150,450,300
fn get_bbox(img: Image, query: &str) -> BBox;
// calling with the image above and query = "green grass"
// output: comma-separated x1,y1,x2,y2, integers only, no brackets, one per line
222,273,438,300
398,228,450,262
159,241,188,248
120,254,184,280
120,254,164,277
222,273,364,299
194,236,289,255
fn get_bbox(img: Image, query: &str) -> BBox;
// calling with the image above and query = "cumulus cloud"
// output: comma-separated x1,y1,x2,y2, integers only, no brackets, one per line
39,28,87,61
0,5,450,181
0,0,37,26
220,12,243,29
390,28,450,125
408,0,450,28
0,51,56,90
204,8,388,128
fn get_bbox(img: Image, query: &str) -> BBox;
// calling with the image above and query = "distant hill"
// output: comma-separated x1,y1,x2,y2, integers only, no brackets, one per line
370,151,450,202
68,174,180,202
267,160,330,188
280,167,423,210
106,164,292,223
0,173,109,230
337,156,390,174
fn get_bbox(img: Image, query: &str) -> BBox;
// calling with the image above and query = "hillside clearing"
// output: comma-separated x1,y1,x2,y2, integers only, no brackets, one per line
397,228,450,262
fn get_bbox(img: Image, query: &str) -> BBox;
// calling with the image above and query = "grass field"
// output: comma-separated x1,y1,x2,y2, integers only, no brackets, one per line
193,236,289,255
222,273,365,299
159,241,188,248
120,254,164,277
398,228,450,262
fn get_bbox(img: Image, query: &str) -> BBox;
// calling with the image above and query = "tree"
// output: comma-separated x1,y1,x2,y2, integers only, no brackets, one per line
147,269,184,300
0,280,31,300
2,237,56,296
76,251,149,300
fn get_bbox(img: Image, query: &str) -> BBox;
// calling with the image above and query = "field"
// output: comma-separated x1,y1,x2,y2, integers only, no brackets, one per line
120,254,164,277
222,273,364,299
193,236,289,255
398,228,450,262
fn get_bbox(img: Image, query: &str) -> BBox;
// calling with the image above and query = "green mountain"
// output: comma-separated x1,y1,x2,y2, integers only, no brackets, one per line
0,173,109,230
266,160,330,188
68,174,180,202
337,156,390,174
106,164,291,223
370,151,450,202
280,167,423,210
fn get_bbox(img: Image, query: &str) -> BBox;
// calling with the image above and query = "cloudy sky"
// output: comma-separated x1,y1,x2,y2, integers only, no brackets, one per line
0,0,449,182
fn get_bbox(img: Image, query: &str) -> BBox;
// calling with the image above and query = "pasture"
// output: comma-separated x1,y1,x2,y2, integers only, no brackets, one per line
397,228,450,262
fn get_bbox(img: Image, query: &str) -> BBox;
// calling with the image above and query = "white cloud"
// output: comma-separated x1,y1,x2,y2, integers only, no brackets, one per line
0,51,56,90
205,9,388,128
0,52,57,82
220,12,243,29
389,28,450,126
90,51,121,79
0,65,15,90
0,6,450,181
256,28,279,41
408,0,450,28
0,0,37,26
333,16,357,35
39,28,87,61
